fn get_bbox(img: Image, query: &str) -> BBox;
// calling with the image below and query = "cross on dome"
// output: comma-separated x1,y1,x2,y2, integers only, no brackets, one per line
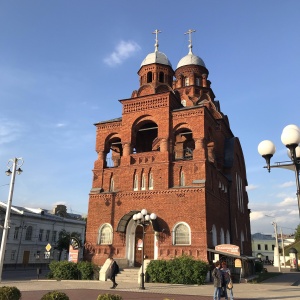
184,29,196,54
152,29,161,52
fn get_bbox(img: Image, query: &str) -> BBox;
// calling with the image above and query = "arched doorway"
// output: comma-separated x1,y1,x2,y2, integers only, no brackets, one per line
134,225,155,267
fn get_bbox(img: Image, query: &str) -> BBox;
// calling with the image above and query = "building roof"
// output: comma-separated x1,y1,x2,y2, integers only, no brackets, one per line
0,202,85,225
252,233,275,240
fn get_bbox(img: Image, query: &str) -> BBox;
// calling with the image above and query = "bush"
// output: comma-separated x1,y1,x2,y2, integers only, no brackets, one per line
41,291,69,300
146,259,170,283
146,255,209,285
49,261,79,280
96,294,123,300
77,261,95,280
0,286,21,300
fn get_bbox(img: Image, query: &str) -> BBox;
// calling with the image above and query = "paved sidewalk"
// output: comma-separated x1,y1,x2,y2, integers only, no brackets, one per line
1,267,300,300
1,274,300,300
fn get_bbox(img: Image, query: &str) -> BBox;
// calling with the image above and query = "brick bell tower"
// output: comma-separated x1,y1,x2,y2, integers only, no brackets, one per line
84,29,252,267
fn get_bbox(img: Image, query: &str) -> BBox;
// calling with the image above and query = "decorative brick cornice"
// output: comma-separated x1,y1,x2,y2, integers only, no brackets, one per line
89,189,203,200
97,122,122,131
123,97,168,114
172,108,204,120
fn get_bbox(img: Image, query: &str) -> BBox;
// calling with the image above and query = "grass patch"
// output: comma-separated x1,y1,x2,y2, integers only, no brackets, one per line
250,272,281,283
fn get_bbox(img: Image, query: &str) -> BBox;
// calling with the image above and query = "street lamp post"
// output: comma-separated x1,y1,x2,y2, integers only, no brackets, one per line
258,124,300,217
265,215,281,272
0,158,24,282
132,209,157,290
272,221,281,272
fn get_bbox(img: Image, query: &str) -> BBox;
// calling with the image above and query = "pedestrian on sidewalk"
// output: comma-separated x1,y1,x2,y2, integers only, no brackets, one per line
108,257,119,289
212,261,222,300
221,261,234,300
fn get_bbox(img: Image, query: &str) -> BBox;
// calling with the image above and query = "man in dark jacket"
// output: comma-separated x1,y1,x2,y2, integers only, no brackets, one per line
108,257,118,289
212,261,222,300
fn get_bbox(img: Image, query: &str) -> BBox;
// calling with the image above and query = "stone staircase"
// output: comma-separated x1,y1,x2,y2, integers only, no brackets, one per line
116,268,139,283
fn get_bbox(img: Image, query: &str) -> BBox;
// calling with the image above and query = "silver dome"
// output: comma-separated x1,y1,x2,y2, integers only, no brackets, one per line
177,53,206,69
141,51,172,67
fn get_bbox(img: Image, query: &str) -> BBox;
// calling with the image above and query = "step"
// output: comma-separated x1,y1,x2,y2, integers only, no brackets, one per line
116,268,139,282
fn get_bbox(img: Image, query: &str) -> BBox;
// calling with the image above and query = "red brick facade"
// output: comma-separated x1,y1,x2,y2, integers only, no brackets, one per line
84,37,252,267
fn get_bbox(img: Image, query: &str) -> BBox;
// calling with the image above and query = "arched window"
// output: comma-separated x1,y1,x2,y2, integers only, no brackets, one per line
133,173,138,191
241,231,245,253
135,121,158,153
226,230,230,244
220,228,225,244
147,71,153,83
25,226,33,241
174,130,194,161
195,77,200,86
141,173,146,190
105,137,122,168
97,224,113,245
159,72,164,83
109,177,114,192
180,170,185,186
148,172,153,190
173,222,191,245
212,225,217,246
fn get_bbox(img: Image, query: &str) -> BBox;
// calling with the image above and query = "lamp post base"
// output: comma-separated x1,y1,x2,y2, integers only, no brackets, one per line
140,272,145,290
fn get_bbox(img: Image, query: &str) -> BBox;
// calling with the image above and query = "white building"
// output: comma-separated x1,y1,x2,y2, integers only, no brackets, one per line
252,232,294,266
0,203,86,268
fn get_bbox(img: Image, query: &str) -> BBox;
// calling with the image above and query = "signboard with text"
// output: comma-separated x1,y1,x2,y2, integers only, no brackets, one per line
215,244,240,256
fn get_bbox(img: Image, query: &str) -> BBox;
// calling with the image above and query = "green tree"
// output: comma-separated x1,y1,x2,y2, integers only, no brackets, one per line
294,224,300,241
55,230,82,261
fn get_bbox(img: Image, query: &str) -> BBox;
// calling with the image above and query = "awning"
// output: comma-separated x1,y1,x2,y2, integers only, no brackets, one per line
116,210,139,233
116,210,162,233
207,248,256,261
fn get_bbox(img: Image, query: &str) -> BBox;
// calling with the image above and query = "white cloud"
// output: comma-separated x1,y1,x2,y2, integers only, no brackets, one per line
246,184,258,191
104,40,141,66
250,211,265,221
0,118,23,145
56,123,67,128
277,197,297,207
279,181,295,188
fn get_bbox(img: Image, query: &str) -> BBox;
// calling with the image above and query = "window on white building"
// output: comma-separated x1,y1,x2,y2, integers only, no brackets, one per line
39,229,44,241
11,250,16,260
25,226,33,241
13,227,19,240
45,230,50,242
52,231,57,243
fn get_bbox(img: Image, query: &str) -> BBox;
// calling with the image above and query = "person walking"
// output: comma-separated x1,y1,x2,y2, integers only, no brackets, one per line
212,261,223,300
221,261,234,300
108,257,119,289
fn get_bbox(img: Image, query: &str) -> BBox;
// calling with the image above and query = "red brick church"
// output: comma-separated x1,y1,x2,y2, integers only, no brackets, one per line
84,30,252,268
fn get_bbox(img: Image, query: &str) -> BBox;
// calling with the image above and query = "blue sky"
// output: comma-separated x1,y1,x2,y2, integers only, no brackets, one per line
0,1,299,235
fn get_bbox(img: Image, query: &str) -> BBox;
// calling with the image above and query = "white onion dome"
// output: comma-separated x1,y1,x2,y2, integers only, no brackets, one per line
141,50,172,67
177,52,206,69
